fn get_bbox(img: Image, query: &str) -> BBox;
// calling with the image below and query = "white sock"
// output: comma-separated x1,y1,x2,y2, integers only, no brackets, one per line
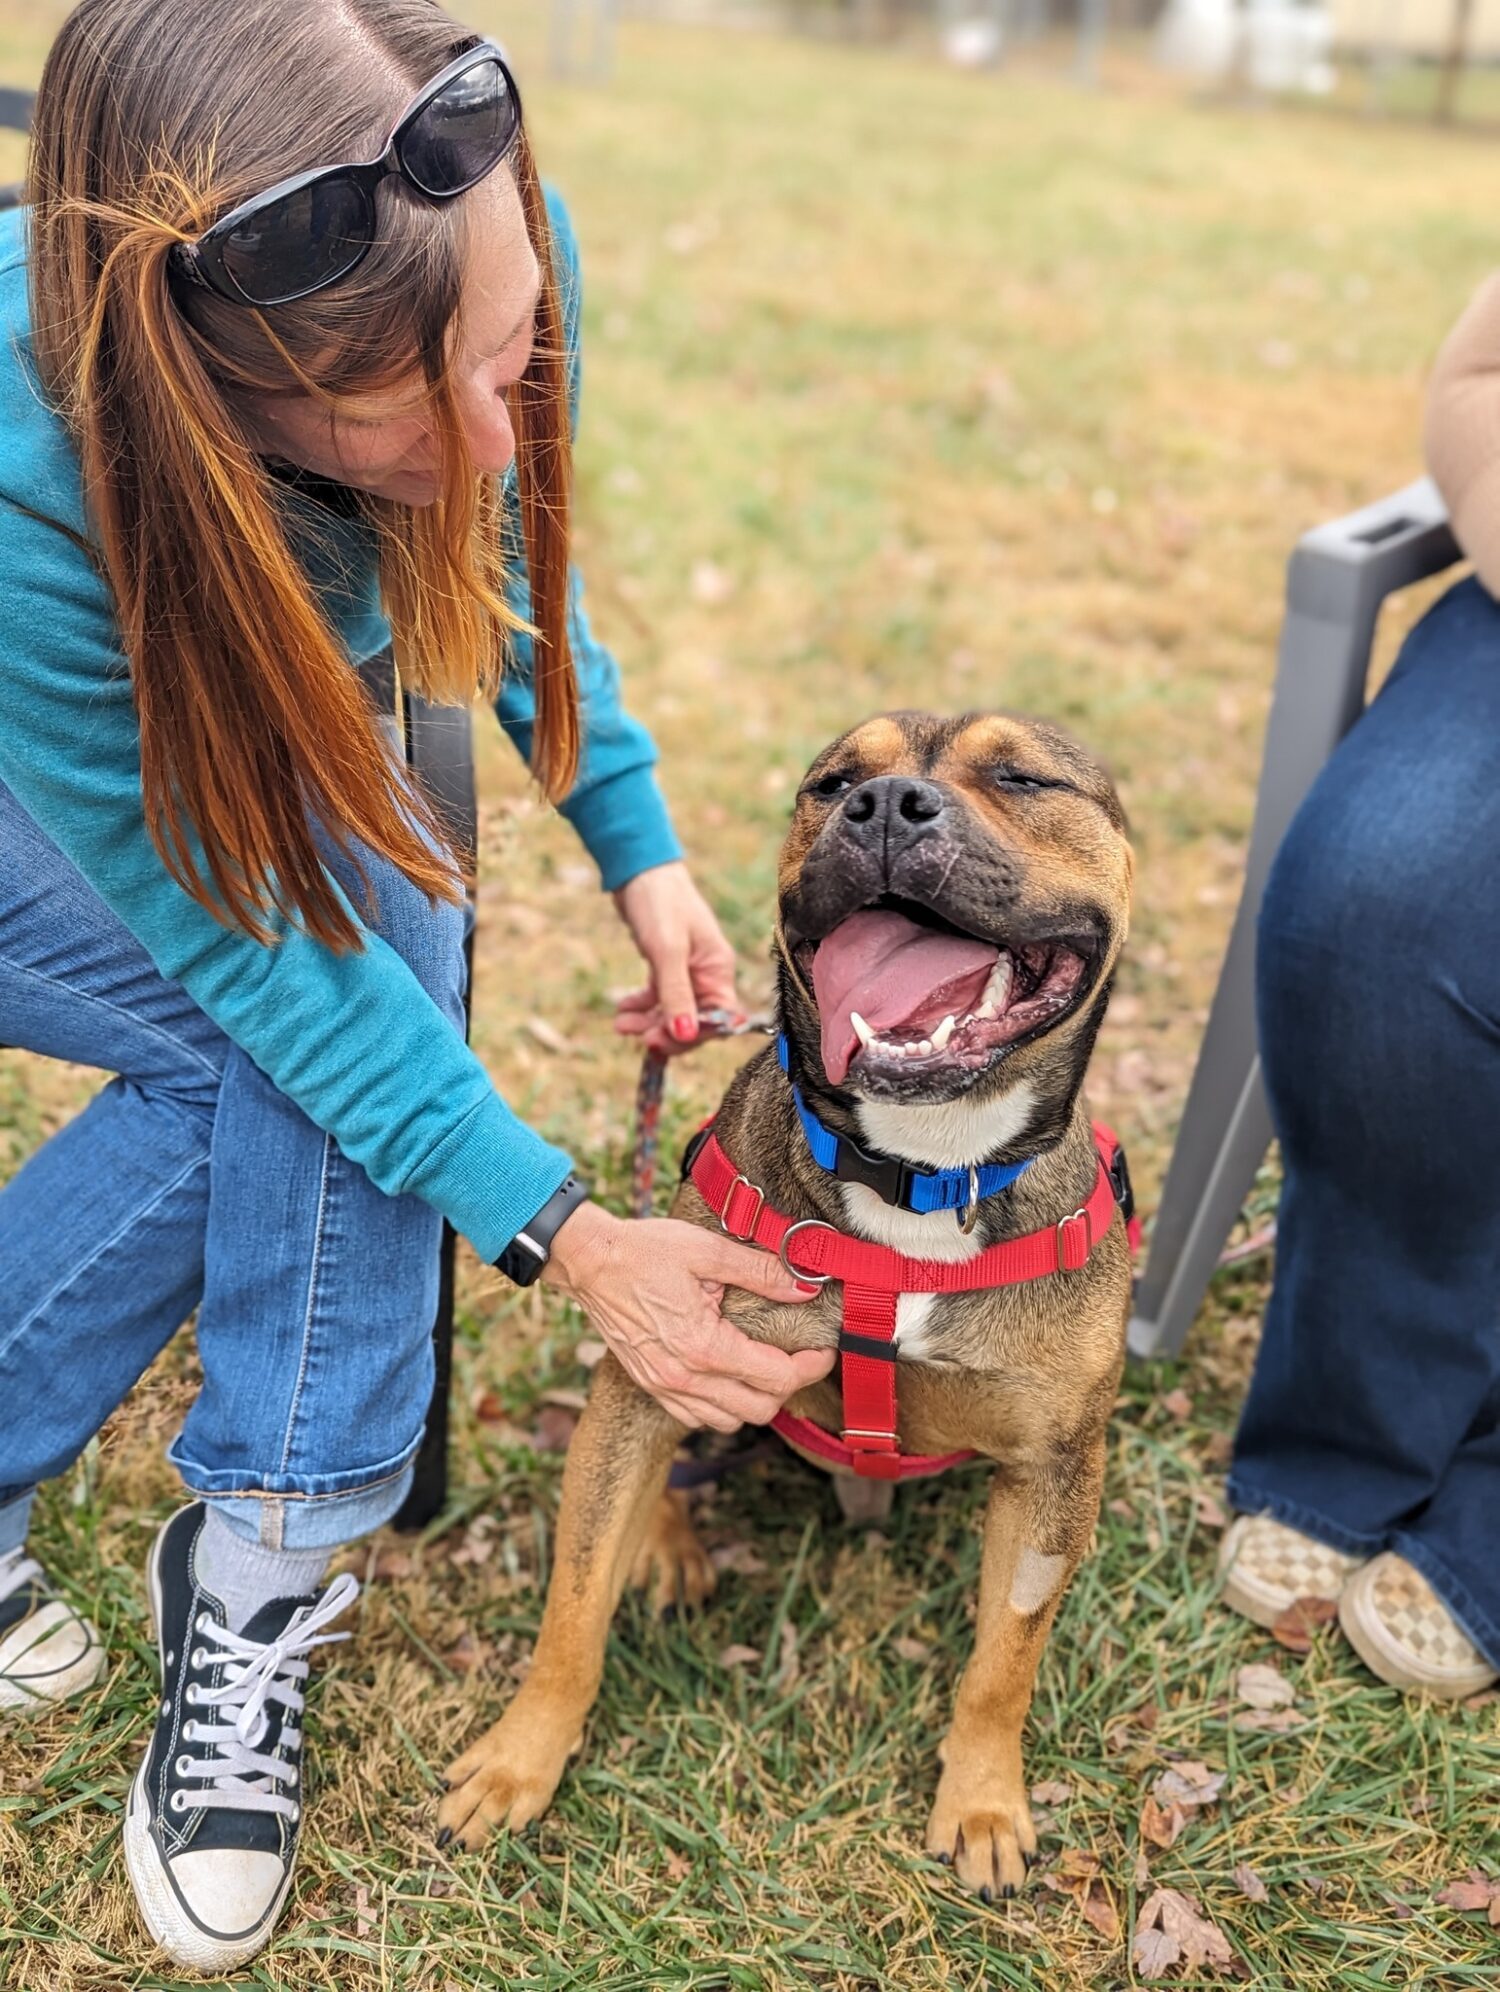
194,1507,331,1635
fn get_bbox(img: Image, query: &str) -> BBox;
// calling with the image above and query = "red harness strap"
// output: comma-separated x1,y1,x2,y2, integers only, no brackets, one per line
689,1121,1136,1482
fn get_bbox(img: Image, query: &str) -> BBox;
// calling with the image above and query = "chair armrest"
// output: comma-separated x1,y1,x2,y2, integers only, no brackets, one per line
1288,477,1461,625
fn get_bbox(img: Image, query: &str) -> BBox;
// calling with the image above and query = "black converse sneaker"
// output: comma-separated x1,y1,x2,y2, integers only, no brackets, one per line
0,1546,106,1710
123,1506,358,1971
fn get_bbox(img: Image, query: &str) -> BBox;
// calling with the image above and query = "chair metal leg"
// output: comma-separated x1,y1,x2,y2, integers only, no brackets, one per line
1127,480,1460,1359
395,692,479,1531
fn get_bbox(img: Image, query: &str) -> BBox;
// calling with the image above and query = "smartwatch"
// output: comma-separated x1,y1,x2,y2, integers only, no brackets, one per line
493,1175,591,1287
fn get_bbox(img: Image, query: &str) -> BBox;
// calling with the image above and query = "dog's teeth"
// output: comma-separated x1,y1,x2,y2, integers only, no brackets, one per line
981,955,1014,1012
930,1015,957,1051
915,1038,933,1056
976,1001,997,1022
850,1011,874,1049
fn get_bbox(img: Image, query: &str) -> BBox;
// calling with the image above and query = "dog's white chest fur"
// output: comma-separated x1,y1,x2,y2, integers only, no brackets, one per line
837,1084,1037,1361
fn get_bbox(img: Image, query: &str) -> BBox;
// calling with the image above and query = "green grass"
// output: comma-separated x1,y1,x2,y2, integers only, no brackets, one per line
3,13,1499,1989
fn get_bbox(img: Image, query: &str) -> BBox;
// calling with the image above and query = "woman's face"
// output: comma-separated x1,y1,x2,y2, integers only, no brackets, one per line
242,171,540,508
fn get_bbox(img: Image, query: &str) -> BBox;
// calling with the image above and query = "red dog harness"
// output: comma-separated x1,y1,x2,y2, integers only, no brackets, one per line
688,1121,1139,1482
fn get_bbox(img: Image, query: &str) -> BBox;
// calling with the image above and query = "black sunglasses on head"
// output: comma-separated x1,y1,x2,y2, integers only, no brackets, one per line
172,40,522,308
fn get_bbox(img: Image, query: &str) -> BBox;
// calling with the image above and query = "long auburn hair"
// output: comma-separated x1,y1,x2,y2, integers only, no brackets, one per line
27,0,579,949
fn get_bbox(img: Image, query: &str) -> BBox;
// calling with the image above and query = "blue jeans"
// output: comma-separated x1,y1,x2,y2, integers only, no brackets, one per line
1230,575,1500,1668
0,770,465,1553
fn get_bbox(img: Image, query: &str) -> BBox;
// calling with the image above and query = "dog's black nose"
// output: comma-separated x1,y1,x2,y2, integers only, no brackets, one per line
841,776,947,853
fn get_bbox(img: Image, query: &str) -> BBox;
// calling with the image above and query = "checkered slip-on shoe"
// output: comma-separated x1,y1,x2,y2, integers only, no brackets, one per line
1217,1514,1367,1631
1339,1554,1498,1701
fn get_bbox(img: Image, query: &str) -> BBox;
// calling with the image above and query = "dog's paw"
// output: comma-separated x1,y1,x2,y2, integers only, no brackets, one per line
925,1771,1038,1900
436,1713,578,1852
629,1490,716,1616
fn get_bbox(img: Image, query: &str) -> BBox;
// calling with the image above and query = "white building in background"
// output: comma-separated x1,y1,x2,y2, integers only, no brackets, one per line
1155,0,1338,92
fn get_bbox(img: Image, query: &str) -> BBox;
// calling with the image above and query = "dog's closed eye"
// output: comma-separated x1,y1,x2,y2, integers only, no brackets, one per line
990,766,1073,795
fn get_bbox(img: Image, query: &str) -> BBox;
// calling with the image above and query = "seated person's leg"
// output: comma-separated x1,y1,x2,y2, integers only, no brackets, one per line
1224,577,1500,1687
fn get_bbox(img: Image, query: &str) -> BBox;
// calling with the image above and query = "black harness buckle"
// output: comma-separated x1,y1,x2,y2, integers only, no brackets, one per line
831,1131,917,1210
1107,1144,1135,1225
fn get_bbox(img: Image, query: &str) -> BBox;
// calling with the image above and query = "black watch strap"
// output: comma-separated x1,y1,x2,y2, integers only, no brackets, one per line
494,1175,591,1287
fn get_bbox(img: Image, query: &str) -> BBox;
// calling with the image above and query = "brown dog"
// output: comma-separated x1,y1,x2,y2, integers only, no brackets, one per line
438,711,1134,1898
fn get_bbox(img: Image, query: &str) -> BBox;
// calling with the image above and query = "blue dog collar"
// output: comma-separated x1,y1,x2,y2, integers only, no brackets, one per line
776,1035,1034,1217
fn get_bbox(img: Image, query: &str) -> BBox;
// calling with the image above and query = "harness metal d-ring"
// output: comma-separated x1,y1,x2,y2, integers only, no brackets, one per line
957,1164,982,1234
778,1217,838,1287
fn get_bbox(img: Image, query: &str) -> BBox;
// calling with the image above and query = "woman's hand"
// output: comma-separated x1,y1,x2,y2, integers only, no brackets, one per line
613,860,742,1054
546,1201,835,1433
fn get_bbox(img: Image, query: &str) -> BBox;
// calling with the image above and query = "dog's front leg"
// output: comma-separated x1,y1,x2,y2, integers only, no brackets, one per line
438,1354,683,1851
925,1438,1106,1898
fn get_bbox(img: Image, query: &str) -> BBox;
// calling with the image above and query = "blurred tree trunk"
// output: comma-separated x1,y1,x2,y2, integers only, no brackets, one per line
1435,0,1474,122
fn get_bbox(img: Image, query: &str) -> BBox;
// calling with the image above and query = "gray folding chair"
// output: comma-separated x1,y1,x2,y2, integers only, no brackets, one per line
1127,478,1462,1360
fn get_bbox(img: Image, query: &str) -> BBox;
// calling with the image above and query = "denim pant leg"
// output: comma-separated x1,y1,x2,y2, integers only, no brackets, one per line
1229,576,1500,1666
0,783,222,1511
0,777,465,1554
171,844,467,1549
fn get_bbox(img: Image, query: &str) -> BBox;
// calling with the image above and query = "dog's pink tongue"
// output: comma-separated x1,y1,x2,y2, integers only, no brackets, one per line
810,909,998,1084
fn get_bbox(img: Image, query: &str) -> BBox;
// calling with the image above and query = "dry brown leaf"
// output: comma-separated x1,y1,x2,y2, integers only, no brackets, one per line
532,1404,579,1454
1271,1594,1338,1653
1463,1688,1500,1710
663,1849,691,1883
370,1549,414,1583
1236,1662,1295,1710
1056,1847,1102,1880
1162,1388,1193,1421
1139,1795,1186,1850
708,1541,768,1576
1079,1881,1119,1941
718,1643,761,1668
445,1631,489,1675
893,1635,931,1663
1134,1848,1153,1890
575,1338,607,1369
1156,1888,1234,1970
1436,1871,1500,1915
1194,1491,1228,1530
353,1883,375,1940
1231,1707,1305,1734
524,1016,573,1055
1030,1780,1073,1806
1234,1863,1269,1903
1133,1925,1181,1980
1152,1760,1226,1812
775,1619,800,1688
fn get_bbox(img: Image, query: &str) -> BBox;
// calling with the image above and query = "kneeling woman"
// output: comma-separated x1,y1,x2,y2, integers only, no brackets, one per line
0,0,828,1968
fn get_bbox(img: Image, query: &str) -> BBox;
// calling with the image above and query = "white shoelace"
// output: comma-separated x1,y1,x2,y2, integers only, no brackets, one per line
0,1550,43,1607
173,1572,359,1819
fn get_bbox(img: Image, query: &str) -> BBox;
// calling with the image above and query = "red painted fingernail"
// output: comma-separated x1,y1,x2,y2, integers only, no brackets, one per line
672,1015,698,1043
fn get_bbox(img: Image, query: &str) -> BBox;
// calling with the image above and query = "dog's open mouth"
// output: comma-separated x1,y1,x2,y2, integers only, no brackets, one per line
806,902,1092,1086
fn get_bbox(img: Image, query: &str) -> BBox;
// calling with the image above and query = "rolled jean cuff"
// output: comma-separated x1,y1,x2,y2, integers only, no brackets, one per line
0,1489,36,1557
170,1437,421,1551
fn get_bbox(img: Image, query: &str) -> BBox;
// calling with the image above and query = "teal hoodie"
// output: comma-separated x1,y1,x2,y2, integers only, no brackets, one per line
0,191,681,1261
